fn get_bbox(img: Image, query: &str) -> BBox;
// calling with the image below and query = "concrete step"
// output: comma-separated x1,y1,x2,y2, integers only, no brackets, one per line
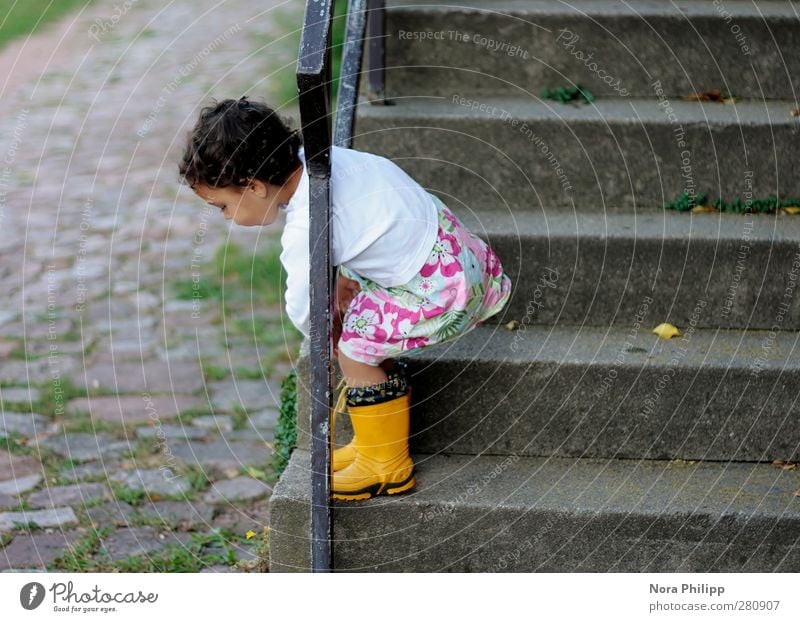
293,325,800,462
353,95,800,208
401,324,800,462
383,0,800,99
269,448,800,571
454,208,800,330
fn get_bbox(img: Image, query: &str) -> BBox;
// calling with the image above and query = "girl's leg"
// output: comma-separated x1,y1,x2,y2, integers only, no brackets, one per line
338,351,388,387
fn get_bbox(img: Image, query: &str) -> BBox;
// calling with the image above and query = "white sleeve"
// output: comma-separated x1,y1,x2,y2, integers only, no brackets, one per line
280,222,311,340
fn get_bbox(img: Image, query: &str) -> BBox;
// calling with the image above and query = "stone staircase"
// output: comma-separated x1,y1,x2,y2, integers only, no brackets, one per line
269,0,800,571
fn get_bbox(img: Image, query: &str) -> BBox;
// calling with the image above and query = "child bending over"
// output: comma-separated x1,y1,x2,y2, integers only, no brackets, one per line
178,96,511,501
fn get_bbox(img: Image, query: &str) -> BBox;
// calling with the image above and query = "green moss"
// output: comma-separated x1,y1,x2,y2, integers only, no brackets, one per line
542,84,594,104
665,191,800,213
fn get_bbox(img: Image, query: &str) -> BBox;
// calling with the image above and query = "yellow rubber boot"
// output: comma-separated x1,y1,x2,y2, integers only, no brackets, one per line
330,379,357,472
332,441,357,471
332,388,415,501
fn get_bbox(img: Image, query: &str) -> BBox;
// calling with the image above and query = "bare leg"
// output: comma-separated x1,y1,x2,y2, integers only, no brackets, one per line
338,351,388,387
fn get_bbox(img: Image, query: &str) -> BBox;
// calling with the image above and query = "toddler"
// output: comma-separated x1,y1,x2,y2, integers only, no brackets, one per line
178,96,512,501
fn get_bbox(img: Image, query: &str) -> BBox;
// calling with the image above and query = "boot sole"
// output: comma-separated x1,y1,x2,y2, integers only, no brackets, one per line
331,469,416,501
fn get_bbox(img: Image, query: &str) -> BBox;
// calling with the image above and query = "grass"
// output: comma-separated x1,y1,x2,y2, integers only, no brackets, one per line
0,0,99,51
271,368,297,475
173,241,287,310
109,483,148,506
51,526,244,572
182,464,211,493
263,0,349,113
33,377,89,419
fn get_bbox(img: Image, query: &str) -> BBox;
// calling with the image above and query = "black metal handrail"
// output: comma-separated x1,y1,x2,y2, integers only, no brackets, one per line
295,0,386,572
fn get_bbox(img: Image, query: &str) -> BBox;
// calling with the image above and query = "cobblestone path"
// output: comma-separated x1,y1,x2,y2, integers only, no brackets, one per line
0,0,305,572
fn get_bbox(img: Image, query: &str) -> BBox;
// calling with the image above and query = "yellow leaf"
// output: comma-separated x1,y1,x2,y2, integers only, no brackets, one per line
691,204,717,213
782,206,800,215
504,320,519,331
245,530,256,539
653,323,682,339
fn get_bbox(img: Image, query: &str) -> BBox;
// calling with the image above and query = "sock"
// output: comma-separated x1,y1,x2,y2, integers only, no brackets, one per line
346,365,410,406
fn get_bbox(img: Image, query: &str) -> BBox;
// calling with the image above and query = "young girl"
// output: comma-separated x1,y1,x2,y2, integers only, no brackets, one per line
178,96,512,501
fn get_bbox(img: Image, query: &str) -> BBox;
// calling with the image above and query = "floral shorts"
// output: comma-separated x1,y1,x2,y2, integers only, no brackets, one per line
337,196,512,365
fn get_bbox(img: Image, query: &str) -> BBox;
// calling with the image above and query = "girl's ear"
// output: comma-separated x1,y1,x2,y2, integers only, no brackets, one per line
248,179,269,198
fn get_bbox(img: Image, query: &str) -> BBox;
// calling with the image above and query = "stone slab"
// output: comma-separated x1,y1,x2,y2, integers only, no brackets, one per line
66,395,205,425
202,477,271,504
0,507,78,532
0,529,84,570
26,482,112,509
109,468,192,497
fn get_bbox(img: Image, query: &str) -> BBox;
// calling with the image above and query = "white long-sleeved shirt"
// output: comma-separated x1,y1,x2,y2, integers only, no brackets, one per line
279,146,439,339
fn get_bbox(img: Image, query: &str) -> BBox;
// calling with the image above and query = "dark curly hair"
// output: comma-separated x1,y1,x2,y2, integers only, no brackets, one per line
178,95,303,190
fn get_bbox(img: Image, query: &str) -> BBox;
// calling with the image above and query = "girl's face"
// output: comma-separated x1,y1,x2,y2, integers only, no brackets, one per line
193,167,301,227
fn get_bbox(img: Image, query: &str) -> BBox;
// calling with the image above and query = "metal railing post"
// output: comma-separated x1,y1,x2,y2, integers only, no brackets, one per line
295,0,376,572
296,0,336,572
366,0,387,103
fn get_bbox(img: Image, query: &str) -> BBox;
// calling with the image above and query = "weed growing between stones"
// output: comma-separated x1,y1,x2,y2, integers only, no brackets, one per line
541,84,594,104
271,368,297,475
665,191,800,213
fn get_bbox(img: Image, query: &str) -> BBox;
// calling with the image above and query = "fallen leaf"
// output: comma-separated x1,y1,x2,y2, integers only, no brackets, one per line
782,206,800,215
691,204,717,213
653,323,682,339
246,530,257,539
685,89,723,102
504,320,519,330
791,108,800,117
794,490,800,497
782,463,797,471
773,459,786,466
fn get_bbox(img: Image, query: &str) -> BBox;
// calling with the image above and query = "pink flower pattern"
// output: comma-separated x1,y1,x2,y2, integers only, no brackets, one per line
336,201,512,365
419,234,462,278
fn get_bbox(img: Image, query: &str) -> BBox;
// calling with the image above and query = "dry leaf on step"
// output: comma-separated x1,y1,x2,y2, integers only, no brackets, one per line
685,89,722,101
782,206,800,215
691,204,717,213
504,320,519,330
653,323,682,339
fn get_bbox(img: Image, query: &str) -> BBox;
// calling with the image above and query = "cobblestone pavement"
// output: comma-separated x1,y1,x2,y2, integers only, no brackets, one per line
0,0,306,572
